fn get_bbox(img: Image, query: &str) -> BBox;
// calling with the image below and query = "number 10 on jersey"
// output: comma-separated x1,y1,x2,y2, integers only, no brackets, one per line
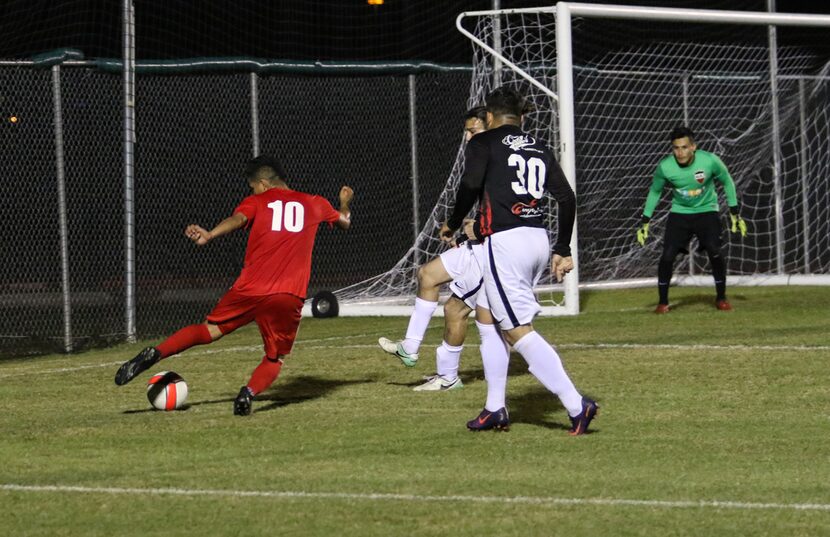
268,200,305,232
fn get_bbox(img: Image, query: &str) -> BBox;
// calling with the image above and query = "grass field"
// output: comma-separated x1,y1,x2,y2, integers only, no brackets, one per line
1,286,829,536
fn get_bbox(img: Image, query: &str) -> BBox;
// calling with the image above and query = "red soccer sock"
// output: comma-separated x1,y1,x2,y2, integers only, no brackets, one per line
156,324,213,359
246,356,283,396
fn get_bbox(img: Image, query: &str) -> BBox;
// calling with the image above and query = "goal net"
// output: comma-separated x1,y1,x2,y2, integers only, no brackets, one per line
337,3,830,314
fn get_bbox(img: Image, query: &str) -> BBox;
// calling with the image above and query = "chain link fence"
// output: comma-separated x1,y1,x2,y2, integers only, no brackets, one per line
0,62,470,356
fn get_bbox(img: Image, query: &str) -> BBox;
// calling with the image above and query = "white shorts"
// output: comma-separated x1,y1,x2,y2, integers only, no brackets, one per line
439,242,488,310
483,227,549,330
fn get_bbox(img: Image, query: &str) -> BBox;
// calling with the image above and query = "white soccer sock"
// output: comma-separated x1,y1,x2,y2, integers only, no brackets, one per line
401,297,438,354
477,321,509,412
436,341,463,380
512,331,583,416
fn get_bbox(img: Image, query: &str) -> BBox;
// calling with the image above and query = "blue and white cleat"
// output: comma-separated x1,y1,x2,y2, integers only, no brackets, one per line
378,337,419,367
467,407,510,432
568,397,599,436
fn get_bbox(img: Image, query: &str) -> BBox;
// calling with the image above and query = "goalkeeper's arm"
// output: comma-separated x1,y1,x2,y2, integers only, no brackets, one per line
637,168,665,246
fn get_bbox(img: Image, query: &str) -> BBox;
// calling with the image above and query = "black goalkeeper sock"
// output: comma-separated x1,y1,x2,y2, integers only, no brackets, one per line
709,252,727,300
657,258,673,305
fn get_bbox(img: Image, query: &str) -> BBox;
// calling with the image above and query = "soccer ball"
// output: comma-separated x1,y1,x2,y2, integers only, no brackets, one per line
146,371,188,411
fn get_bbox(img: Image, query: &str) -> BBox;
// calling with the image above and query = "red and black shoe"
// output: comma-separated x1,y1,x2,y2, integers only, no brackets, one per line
654,303,670,314
568,398,599,436
233,386,254,416
716,299,732,311
467,407,510,432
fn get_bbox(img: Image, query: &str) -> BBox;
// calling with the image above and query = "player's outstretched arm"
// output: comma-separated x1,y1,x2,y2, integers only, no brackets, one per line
336,186,354,230
185,213,247,246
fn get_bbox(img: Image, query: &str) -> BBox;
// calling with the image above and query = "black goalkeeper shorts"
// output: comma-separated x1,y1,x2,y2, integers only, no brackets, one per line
661,211,723,258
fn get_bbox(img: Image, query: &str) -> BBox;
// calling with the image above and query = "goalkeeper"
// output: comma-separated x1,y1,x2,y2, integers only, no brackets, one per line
636,126,747,313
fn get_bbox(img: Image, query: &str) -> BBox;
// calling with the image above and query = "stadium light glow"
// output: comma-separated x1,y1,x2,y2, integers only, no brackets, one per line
367,0,384,5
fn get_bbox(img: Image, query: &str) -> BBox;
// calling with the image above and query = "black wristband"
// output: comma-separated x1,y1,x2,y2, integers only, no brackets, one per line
552,245,572,258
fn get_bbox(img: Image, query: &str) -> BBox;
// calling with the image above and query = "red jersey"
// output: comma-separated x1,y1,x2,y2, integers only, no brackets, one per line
230,188,341,298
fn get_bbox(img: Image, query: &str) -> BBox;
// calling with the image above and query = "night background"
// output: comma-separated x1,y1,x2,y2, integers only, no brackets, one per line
2,0,830,63
3,0,830,353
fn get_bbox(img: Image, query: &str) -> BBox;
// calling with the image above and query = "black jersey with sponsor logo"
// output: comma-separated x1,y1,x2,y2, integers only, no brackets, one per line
447,124,576,257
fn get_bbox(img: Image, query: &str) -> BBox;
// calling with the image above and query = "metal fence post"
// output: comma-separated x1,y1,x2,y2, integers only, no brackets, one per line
408,74,421,267
250,72,260,157
123,0,137,342
52,65,73,353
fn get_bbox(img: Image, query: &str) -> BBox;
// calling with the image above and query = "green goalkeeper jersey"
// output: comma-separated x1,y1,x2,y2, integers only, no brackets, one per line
642,150,738,218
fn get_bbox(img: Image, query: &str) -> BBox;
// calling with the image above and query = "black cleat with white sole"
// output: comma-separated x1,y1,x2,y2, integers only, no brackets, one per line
114,347,161,386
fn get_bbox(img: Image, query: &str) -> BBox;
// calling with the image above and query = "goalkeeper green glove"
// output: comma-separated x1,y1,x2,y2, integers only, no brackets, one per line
730,213,747,237
636,221,650,246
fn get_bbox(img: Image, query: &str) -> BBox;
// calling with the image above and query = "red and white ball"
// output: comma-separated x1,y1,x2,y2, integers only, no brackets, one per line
146,371,188,411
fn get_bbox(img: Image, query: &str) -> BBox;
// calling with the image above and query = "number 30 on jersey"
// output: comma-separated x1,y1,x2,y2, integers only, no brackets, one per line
508,154,546,199
267,200,305,232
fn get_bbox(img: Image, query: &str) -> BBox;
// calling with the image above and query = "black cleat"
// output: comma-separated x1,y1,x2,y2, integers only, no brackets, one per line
568,397,599,436
114,347,161,386
233,386,254,416
467,407,510,432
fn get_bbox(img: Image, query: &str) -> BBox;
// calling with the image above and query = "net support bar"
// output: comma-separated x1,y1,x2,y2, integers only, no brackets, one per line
455,11,559,103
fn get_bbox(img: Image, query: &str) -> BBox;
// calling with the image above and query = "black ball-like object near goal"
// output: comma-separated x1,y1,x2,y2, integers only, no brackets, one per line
311,291,339,318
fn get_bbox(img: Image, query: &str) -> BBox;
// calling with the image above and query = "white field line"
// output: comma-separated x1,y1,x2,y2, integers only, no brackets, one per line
297,342,830,352
2,341,829,380
1,483,829,512
0,361,125,379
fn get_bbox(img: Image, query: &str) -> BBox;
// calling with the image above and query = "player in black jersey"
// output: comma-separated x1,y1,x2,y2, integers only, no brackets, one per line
441,87,597,435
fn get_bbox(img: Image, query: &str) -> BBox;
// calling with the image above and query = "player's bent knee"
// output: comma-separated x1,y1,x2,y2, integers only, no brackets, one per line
416,264,433,287
418,259,451,290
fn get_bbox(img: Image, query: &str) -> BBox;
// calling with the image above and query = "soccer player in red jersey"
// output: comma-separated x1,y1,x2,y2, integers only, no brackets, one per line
114,155,353,415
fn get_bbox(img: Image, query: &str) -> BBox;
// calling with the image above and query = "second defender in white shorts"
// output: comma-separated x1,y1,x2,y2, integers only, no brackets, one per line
378,107,506,392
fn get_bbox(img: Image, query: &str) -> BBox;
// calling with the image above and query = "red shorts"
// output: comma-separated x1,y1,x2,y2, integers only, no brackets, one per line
206,290,303,358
